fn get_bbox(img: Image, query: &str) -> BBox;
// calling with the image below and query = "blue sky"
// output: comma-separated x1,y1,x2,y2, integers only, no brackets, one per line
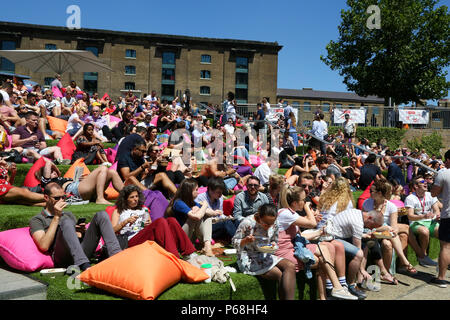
1,0,449,102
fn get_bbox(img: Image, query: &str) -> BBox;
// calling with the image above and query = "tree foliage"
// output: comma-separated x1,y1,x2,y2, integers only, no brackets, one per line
321,0,450,105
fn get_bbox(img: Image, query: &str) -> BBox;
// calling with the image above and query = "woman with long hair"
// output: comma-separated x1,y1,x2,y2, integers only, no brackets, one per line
111,185,197,258
287,112,298,147
165,178,219,256
72,123,110,165
276,185,356,300
363,180,418,276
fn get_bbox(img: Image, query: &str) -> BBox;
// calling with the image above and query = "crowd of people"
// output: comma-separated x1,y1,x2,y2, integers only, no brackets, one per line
0,76,449,300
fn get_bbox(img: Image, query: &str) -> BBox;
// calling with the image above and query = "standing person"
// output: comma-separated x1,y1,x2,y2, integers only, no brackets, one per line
309,113,328,155
430,149,450,288
223,91,236,123
343,114,356,143
182,89,191,114
50,74,63,91
232,203,297,300
286,112,298,148
29,183,122,272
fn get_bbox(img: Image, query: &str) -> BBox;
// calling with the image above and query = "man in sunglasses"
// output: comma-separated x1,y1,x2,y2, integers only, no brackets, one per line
430,149,450,288
405,176,440,267
37,89,61,117
232,176,270,226
29,183,122,273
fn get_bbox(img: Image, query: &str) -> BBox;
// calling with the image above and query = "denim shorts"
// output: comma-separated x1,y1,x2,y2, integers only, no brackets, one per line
335,238,360,259
65,181,81,197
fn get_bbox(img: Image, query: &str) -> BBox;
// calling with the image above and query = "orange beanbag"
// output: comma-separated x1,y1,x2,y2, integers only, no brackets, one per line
284,167,293,179
104,185,119,200
56,132,76,160
47,116,68,134
64,158,90,179
23,157,46,188
79,241,209,300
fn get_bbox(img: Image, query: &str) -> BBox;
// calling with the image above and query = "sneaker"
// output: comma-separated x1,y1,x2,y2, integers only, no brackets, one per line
348,284,367,300
429,277,447,288
419,256,438,267
66,195,89,205
100,162,112,167
59,159,71,165
331,287,358,300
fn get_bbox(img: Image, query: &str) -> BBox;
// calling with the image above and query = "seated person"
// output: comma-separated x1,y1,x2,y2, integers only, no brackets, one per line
111,185,197,259
233,176,271,225
66,106,87,137
0,158,45,206
405,176,440,266
72,123,110,166
11,111,68,164
111,110,135,141
195,177,239,241
37,90,62,117
118,140,177,196
165,178,218,256
30,183,122,272
36,157,123,205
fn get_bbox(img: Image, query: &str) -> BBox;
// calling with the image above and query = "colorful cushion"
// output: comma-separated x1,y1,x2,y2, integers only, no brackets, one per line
249,155,262,168
23,157,46,188
56,132,76,160
223,195,236,216
105,185,119,200
47,116,68,134
79,241,208,300
64,158,90,179
357,181,374,210
0,227,54,272
284,167,293,179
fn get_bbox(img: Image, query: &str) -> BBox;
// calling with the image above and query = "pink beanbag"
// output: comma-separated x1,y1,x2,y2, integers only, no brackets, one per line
0,227,54,272
249,155,262,168
197,187,207,194
390,199,405,208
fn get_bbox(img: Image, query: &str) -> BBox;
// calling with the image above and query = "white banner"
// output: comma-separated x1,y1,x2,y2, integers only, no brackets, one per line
268,107,298,124
399,109,429,124
333,109,366,124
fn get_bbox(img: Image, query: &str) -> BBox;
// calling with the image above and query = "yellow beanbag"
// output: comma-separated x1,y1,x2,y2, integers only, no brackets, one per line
47,116,68,134
79,241,208,300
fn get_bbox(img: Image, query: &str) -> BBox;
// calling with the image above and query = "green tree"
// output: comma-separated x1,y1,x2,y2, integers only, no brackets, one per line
321,0,450,105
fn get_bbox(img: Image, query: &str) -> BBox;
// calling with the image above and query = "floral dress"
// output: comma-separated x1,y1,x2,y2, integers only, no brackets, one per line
232,214,282,276
0,167,13,197
72,135,106,164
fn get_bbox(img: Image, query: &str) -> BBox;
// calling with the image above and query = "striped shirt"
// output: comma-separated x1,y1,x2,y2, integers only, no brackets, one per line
329,209,364,240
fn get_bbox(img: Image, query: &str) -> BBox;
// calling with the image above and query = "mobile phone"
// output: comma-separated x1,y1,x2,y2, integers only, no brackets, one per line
76,218,86,225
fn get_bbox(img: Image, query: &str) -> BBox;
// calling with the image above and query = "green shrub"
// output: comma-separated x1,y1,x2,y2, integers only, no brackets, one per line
328,126,406,150
406,131,443,157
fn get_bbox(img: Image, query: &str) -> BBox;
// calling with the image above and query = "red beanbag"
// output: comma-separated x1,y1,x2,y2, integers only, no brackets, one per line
56,133,76,160
23,157,46,188
223,195,236,216
357,181,374,210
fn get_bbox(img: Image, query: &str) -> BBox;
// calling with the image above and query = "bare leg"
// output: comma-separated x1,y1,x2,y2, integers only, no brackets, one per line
314,243,344,290
0,187,45,204
78,166,112,205
153,172,177,195
416,226,430,258
330,240,346,278
259,259,296,300
437,241,450,280
408,231,423,259
106,170,124,191
124,176,147,192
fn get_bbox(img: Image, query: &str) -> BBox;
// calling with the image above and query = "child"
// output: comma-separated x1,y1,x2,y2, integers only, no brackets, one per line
232,203,296,300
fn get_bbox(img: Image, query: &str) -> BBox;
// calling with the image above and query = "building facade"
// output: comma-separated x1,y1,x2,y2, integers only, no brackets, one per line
0,21,282,104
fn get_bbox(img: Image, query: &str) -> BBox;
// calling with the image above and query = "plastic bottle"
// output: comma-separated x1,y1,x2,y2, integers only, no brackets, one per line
201,263,212,283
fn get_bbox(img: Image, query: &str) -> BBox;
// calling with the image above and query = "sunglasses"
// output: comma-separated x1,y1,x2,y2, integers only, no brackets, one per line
370,189,379,194
247,184,259,188
300,184,311,189
51,195,67,201
417,180,427,184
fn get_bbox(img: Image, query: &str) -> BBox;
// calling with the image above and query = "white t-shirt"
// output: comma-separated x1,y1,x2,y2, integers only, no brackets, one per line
404,192,438,224
318,200,354,228
254,162,272,186
329,209,364,240
38,99,61,113
66,113,81,132
277,208,300,233
344,120,355,135
118,207,150,241
434,168,450,219
362,198,397,226
0,90,10,102
61,97,76,109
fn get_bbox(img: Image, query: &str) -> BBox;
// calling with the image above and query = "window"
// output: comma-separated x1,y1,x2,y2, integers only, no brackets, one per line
200,70,211,79
162,52,175,65
323,103,330,112
235,88,248,104
432,112,442,121
161,84,175,101
125,65,136,75
292,101,300,107
200,86,210,95
372,107,380,115
303,102,311,112
235,72,248,85
0,41,16,73
83,47,99,95
125,82,135,91
201,54,211,64
236,57,248,69
335,104,342,108
45,44,57,50
162,68,175,81
126,49,136,59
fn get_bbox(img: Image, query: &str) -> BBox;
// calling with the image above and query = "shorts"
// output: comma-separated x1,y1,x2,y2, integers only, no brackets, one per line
438,218,450,243
65,181,81,197
335,238,360,260
410,220,439,236
22,147,53,157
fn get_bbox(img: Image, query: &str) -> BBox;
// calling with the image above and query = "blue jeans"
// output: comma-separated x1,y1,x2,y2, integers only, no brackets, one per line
335,238,360,259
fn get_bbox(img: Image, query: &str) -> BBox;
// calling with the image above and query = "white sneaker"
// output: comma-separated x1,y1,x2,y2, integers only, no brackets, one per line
66,195,89,205
331,287,358,300
100,162,112,167
419,255,438,267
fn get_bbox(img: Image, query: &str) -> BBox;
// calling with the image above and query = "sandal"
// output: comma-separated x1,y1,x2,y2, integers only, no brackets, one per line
381,273,398,285
398,264,418,275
